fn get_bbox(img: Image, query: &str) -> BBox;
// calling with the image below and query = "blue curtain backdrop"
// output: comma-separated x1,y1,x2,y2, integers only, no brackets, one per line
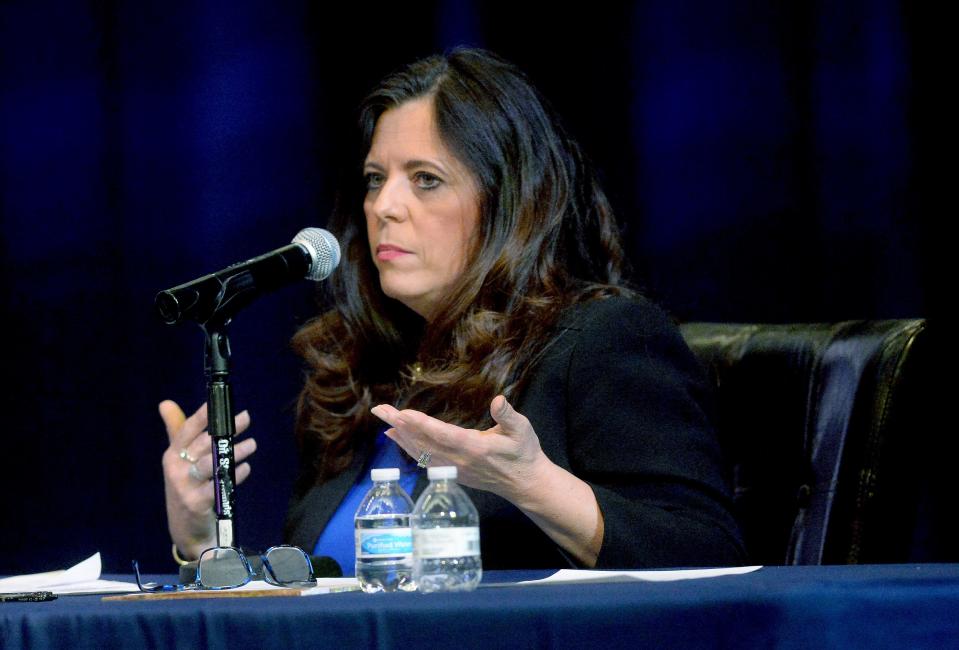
0,1,944,573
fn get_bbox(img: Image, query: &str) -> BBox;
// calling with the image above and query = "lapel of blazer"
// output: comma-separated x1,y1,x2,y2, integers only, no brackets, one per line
285,439,370,552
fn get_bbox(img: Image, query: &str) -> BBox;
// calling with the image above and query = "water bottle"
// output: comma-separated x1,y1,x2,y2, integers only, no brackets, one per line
411,466,482,592
354,467,415,593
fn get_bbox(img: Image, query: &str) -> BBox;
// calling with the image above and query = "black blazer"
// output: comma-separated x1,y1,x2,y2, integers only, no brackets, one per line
285,296,747,569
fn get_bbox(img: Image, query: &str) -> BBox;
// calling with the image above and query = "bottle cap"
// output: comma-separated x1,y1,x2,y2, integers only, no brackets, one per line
427,466,457,480
371,467,400,481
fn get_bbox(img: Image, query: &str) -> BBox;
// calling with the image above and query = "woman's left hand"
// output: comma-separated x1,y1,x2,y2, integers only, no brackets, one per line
370,395,549,504
372,395,605,566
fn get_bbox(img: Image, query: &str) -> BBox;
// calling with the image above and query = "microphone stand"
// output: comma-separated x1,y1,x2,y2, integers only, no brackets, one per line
203,317,238,549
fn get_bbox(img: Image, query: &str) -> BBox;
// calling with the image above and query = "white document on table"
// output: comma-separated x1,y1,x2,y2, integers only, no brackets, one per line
230,577,361,594
0,552,139,595
519,565,763,585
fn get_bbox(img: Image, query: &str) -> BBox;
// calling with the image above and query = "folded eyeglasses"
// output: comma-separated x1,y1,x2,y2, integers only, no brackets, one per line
133,545,317,592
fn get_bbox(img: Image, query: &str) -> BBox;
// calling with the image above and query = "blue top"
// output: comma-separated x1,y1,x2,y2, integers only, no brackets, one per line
312,430,420,576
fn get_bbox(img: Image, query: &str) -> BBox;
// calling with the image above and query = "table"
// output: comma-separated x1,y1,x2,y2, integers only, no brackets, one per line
3,565,959,648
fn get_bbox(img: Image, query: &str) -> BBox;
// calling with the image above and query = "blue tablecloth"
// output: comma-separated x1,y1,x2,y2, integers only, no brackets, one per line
3,565,959,648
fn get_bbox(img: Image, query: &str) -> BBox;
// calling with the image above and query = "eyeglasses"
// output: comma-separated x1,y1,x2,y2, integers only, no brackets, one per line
133,545,317,592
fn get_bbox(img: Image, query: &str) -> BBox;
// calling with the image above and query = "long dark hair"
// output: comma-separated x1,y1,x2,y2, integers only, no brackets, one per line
292,47,632,484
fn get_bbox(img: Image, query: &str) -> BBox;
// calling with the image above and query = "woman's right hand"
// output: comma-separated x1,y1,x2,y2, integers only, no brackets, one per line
159,400,256,561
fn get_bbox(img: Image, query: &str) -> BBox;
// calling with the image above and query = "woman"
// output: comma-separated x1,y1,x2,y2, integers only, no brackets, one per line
161,48,746,571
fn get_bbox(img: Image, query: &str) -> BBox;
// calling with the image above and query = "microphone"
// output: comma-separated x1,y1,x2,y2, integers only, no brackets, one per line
156,227,340,326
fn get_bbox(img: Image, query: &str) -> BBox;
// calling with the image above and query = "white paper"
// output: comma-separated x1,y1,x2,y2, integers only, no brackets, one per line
227,578,360,594
0,552,140,595
299,578,362,595
518,565,763,585
49,578,142,595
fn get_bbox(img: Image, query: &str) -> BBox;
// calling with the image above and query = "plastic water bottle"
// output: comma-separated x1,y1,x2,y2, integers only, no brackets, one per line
411,466,482,592
354,467,415,593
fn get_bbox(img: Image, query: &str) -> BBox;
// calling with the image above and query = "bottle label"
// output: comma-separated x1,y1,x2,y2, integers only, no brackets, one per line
355,528,414,558
413,527,481,559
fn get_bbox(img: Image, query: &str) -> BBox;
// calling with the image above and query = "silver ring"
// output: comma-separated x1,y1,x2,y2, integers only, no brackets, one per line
416,450,432,469
188,463,205,482
179,448,198,463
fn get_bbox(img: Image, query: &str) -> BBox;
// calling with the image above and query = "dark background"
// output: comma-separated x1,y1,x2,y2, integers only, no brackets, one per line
0,1,946,573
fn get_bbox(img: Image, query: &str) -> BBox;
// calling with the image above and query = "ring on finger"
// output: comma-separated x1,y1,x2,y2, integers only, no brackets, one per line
416,450,432,469
188,463,206,482
179,448,198,463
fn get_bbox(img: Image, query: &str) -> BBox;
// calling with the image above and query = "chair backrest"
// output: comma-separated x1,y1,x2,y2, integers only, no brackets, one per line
680,319,934,565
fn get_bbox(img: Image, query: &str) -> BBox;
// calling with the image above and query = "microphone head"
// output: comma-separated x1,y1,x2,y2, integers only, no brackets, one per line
293,228,341,281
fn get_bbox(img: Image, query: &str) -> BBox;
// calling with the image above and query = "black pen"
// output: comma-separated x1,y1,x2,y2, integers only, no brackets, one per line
0,591,57,602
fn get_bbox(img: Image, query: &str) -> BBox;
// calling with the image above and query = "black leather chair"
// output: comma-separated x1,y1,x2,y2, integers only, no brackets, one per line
680,319,947,565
